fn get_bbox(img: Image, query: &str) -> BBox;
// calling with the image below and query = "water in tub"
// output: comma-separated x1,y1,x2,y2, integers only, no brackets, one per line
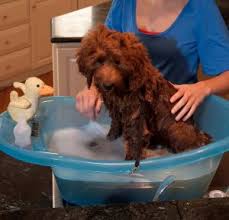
47,121,217,203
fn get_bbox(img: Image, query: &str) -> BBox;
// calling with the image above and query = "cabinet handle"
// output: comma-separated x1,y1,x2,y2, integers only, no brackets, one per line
5,65,11,70
5,40,10,45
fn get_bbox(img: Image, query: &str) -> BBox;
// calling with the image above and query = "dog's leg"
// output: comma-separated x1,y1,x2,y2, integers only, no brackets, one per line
107,115,122,141
166,122,211,152
125,142,169,160
123,111,151,165
124,141,134,160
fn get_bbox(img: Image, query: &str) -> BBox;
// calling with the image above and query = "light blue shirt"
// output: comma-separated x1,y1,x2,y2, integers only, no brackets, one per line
105,0,229,84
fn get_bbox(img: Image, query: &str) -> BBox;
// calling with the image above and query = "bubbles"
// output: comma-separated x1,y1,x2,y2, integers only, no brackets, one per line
48,121,125,161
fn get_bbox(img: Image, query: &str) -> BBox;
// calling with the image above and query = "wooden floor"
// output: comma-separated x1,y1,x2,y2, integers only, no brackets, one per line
0,72,53,113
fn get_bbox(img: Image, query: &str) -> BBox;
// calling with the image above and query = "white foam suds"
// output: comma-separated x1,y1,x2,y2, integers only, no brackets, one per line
48,121,125,160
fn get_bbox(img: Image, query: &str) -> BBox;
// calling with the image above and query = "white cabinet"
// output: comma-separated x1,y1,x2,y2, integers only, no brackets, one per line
52,0,110,96
52,43,86,96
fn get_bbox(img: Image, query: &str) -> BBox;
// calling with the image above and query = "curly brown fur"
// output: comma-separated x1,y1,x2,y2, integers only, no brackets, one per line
77,24,212,165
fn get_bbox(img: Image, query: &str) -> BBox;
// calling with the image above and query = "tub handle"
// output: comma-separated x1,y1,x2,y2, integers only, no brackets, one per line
153,175,176,201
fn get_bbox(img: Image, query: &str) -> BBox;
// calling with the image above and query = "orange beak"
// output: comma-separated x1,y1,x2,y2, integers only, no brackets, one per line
39,85,54,96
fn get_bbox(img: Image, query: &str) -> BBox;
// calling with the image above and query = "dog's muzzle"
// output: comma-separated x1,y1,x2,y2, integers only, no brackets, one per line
101,83,114,91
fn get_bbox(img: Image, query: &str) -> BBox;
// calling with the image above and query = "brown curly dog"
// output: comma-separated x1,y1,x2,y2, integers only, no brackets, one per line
76,24,211,167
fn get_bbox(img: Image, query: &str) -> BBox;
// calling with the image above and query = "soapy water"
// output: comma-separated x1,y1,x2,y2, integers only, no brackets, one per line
48,121,172,161
47,122,217,204
55,171,216,205
48,121,125,160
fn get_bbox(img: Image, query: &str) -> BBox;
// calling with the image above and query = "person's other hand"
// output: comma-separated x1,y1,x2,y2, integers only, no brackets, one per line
75,86,103,120
170,82,211,121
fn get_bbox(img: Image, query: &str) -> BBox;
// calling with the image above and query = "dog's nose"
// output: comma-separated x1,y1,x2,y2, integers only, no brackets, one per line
102,83,113,91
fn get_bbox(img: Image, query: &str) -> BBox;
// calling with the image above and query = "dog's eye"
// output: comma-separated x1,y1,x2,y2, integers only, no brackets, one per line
96,57,105,65
114,59,121,65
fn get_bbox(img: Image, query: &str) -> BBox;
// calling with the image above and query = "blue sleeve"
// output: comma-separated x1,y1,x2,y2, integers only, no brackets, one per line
196,0,229,76
104,0,123,32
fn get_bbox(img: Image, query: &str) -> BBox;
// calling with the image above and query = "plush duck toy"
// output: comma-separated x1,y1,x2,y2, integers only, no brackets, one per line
7,77,54,122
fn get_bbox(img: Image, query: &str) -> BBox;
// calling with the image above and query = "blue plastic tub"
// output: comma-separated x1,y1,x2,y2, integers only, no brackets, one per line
0,95,229,205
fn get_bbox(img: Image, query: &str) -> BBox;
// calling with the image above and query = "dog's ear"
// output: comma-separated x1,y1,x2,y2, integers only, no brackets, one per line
87,74,93,89
120,33,151,91
75,24,111,89
76,46,94,89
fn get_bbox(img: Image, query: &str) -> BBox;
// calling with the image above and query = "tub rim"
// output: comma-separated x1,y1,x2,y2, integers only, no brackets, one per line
0,96,228,173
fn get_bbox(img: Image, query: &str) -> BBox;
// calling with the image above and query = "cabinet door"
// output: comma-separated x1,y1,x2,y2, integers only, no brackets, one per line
0,48,31,82
52,43,86,96
31,0,72,69
0,0,29,31
78,0,109,9
71,0,78,10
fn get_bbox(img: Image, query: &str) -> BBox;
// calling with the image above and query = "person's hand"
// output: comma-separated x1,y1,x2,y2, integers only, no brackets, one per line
170,81,211,121
75,86,103,120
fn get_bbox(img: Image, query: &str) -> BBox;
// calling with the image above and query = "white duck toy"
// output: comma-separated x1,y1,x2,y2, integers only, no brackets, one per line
7,77,54,122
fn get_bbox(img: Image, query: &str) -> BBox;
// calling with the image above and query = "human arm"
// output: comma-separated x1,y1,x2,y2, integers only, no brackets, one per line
75,84,103,120
170,71,229,121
